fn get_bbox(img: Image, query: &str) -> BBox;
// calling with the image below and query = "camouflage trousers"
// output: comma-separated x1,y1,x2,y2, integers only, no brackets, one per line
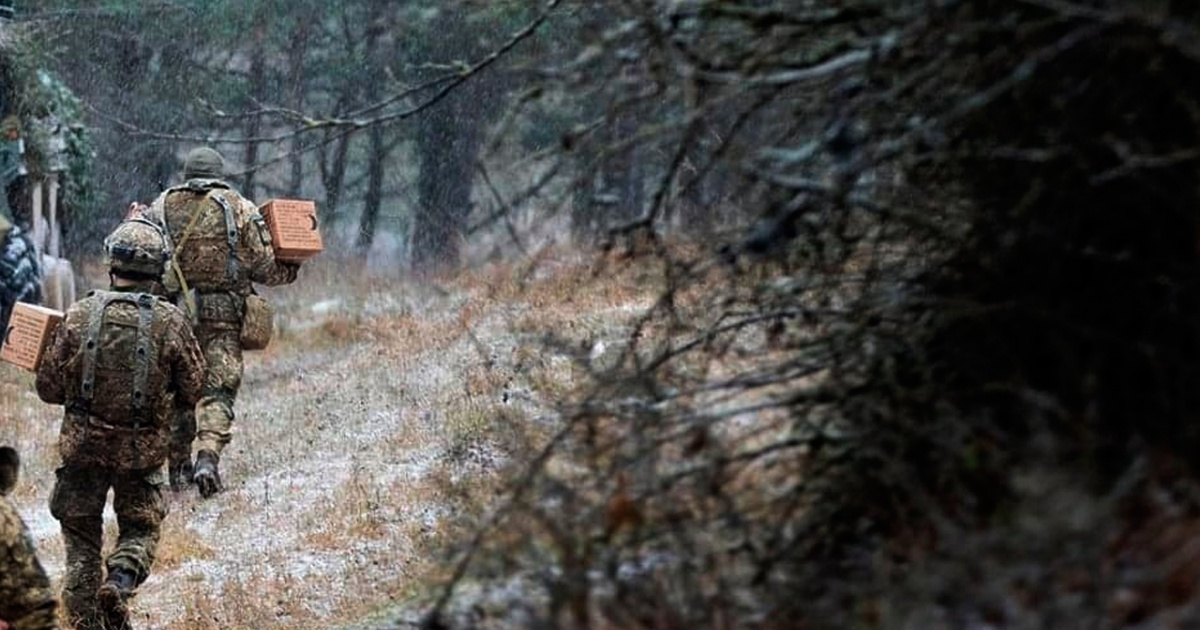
170,322,243,463
50,465,167,630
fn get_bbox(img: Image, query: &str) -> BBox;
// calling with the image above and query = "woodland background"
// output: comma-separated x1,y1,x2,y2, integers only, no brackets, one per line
1,1,1199,628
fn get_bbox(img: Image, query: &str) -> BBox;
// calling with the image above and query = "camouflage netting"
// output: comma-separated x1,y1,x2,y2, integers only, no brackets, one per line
0,21,92,326
0,25,94,241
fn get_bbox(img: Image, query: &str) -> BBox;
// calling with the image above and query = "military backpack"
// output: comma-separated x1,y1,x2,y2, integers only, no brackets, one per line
160,179,242,297
59,291,174,468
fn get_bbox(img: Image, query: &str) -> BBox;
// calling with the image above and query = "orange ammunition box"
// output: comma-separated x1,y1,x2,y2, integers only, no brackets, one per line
1,302,64,371
260,199,324,263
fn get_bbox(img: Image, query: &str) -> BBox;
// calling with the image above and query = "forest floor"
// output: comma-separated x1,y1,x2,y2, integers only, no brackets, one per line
0,250,654,629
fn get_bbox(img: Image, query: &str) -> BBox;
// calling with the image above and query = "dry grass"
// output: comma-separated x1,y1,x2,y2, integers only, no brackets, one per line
155,516,219,570
0,244,678,629
178,248,660,627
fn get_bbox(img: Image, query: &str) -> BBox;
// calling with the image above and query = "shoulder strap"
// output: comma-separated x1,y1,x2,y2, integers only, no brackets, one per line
80,293,115,404
131,292,158,423
211,193,241,283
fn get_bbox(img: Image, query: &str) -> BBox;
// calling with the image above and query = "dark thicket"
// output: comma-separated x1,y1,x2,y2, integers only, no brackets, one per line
425,1,1200,628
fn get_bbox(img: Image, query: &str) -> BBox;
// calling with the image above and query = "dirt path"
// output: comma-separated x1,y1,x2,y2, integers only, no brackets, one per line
4,275,553,629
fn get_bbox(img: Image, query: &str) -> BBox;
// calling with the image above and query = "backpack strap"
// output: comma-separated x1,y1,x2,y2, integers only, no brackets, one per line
211,193,241,283
131,293,157,422
79,293,121,407
130,293,157,469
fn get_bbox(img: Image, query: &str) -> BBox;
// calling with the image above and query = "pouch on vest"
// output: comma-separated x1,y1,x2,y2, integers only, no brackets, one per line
241,292,273,350
198,292,241,324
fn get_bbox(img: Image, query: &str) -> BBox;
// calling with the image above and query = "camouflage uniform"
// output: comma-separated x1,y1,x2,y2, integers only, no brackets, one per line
144,147,298,496
0,222,42,330
35,219,205,630
0,448,59,630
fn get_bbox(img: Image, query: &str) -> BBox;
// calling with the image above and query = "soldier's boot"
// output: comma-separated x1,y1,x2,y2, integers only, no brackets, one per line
194,449,223,499
97,567,136,630
168,457,194,492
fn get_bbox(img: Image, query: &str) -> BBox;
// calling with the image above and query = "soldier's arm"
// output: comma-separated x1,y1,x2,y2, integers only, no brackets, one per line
169,314,206,408
238,198,299,287
34,312,79,405
0,507,59,630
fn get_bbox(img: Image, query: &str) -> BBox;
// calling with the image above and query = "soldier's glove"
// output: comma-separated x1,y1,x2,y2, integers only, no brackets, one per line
194,450,223,498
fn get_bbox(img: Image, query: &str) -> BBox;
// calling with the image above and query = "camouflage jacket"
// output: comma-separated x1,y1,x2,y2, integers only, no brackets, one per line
35,288,205,469
0,497,58,630
144,178,298,300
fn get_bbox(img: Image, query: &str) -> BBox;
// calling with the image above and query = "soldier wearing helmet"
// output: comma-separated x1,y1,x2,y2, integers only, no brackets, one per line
143,146,301,498
34,217,205,630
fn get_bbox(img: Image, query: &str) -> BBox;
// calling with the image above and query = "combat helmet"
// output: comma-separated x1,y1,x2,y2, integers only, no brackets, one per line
103,217,170,277
182,146,225,180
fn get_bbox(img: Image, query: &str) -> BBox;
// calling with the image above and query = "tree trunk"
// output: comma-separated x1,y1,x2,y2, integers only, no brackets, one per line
287,21,310,196
608,114,644,226
357,124,385,257
409,7,489,273
411,90,482,273
318,130,352,224
570,153,599,244
353,7,389,258
571,115,644,245
242,24,267,198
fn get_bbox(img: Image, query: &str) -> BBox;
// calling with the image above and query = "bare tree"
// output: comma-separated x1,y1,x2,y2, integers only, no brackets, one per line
418,1,1200,629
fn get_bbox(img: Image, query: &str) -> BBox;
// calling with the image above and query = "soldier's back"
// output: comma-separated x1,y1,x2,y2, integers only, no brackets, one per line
48,291,197,468
154,181,252,294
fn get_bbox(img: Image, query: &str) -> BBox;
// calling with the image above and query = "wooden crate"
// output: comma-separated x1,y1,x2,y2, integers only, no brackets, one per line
1,302,63,371
259,199,324,263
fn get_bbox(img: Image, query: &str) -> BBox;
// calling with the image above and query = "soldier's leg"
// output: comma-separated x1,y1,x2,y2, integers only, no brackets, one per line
195,327,243,455
107,467,168,584
194,327,243,497
168,406,196,491
98,468,166,630
49,466,110,630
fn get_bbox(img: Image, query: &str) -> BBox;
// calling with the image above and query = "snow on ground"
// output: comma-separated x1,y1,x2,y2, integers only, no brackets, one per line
0,255,651,629
1,280,538,629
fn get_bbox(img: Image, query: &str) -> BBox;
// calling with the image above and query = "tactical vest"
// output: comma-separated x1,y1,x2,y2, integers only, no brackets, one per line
161,180,243,294
61,291,172,469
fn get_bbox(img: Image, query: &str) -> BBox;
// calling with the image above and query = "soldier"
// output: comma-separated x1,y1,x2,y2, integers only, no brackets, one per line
144,146,300,498
0,446,59,630
35,218,205,630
